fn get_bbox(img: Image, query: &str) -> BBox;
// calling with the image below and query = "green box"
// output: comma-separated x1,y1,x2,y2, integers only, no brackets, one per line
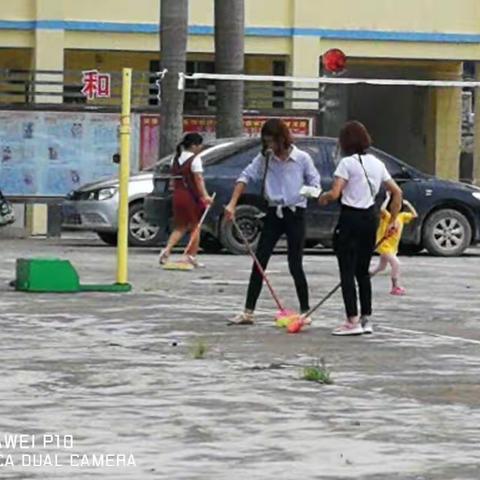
16,258,81,293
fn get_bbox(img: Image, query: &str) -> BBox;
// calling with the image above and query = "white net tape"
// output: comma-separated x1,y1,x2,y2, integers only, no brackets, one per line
178,72,480,89
176,71,478,184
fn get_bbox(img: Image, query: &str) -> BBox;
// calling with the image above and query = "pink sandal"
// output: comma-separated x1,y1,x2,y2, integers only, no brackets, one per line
185,255,205,268
158,249,170,265
390,286,406,296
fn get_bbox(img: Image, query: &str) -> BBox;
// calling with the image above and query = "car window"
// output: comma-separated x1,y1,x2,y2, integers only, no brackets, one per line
371,149,405,178
296,140,336,177
151,141,236,173
213,145,260,170
204,138,261,166
328,144,417,180
199,142,235,163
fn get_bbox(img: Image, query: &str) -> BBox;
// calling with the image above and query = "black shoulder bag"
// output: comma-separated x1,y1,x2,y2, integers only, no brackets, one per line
358,154,376,203
0,191,15,227
259,150,271,211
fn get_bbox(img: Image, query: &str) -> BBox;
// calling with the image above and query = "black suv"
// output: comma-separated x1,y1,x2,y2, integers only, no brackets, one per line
145,136,480,256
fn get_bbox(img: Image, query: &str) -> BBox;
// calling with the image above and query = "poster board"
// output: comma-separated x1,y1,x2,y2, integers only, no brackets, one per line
0,111,124,197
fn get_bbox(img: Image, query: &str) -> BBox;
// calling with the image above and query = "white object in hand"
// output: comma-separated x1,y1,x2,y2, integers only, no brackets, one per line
299,185,322,198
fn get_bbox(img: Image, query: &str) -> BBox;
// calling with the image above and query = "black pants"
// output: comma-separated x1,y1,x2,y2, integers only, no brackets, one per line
245,207,309,312
333,205,378,318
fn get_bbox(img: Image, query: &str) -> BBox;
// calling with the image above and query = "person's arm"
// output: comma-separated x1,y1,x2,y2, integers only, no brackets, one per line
318,177,347,205
168,157,175,191
193,173,213,205
384,179,403,236
318,157,349,206
303,154,321,188
224,182,247,221
190,156,212,205
381,192,391,211
403,199,418,218
224,154,263,221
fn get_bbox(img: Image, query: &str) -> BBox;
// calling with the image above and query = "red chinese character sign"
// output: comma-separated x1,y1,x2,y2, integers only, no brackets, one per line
322,49,346,74
81,70,111,100
139,114,315,170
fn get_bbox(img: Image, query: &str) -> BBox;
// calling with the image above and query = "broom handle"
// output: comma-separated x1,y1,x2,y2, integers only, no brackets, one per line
232,216,285,311
302,236,388,319
182,192,217,256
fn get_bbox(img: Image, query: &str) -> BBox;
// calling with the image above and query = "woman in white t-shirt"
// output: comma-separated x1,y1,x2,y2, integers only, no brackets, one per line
318,121,402,336
158,133,213,267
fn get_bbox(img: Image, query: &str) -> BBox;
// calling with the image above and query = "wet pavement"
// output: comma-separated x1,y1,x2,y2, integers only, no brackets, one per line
0,236,479,479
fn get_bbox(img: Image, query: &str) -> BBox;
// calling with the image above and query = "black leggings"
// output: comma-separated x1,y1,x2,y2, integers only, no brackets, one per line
245,207,309,313
333,206,378,318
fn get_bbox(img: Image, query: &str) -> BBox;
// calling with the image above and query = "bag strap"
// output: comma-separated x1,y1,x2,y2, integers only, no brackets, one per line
358,154,375,201
178,153,202,204
260,151,271,199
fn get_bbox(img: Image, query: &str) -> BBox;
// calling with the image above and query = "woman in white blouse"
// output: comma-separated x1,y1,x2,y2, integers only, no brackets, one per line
319,121,402,336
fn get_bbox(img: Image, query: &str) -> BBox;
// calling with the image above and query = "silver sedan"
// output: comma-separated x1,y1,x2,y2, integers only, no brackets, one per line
62,171,162,246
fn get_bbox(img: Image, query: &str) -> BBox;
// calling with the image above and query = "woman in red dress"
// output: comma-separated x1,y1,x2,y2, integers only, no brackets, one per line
158,133,213,267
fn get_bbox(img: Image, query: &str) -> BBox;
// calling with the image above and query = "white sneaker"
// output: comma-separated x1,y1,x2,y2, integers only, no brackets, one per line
361,316,373,334
332,321,364,336
300,314,312,326
228,312,255,325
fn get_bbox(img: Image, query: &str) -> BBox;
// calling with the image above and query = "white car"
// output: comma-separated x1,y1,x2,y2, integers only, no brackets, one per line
62,171,160,246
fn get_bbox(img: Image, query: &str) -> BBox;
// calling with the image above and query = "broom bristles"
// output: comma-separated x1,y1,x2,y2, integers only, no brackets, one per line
287,318,305,334
162,261,194,271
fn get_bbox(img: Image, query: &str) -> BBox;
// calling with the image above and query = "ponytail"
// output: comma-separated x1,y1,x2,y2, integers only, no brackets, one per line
173,132,203,164
175,141,183,158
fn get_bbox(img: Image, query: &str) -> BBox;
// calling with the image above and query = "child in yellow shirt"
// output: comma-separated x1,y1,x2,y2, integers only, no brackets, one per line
370,195,418,295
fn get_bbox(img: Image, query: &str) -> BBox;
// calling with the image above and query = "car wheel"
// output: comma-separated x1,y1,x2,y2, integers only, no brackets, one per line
220,204,264,255
128,202,163,247
423,209,471,256
200,233,223,253
97,231,117,246
319,241,334,250
304,240,319,249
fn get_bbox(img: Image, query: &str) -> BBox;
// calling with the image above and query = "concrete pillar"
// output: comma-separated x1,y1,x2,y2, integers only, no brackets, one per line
289,1,321,112
473,63,480,186
289,36,320,111
25,204,49,236
429,63,462,181
33,0,65,103
26,0,65,235
434,87,462,180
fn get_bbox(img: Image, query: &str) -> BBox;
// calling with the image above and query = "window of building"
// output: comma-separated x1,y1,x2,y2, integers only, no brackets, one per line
150,59,215,111
272,60,286,109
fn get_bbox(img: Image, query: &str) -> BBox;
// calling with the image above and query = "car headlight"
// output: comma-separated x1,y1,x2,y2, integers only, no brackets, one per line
97,187,118,201
473,192,480,201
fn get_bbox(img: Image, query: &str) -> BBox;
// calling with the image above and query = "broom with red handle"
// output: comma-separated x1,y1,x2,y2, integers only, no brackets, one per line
231,215,298,323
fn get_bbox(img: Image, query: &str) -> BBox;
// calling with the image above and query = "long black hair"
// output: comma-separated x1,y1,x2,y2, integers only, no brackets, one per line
175,133,203,158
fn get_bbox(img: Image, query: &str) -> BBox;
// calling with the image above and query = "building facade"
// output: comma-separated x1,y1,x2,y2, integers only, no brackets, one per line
1,0,480,231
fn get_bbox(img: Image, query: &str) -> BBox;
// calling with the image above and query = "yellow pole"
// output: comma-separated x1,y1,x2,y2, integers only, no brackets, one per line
116,68,132,285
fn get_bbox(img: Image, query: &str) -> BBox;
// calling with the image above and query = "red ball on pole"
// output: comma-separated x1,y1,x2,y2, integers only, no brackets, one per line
322,48,347,74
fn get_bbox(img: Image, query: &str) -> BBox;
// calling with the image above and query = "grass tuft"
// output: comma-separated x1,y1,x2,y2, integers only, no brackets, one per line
302,358,333,384
191,339,208,359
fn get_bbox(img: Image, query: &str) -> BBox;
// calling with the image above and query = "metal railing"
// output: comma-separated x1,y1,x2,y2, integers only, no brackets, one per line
0,69,321,111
